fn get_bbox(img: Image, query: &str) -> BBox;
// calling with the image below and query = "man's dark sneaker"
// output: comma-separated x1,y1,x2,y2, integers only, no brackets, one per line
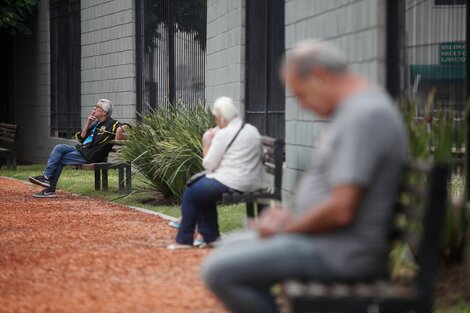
33,188,56,198
29,175,50,188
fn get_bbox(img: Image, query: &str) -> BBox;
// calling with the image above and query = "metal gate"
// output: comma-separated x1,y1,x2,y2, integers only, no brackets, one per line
245,0,285,139
136,0,207,114
390,0,467,115
50,0,81,138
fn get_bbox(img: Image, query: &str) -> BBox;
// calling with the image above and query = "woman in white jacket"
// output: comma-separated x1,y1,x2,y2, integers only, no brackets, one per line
168,96,263,249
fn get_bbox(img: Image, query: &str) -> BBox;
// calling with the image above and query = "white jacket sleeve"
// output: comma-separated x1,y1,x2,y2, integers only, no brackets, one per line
202,132,227,172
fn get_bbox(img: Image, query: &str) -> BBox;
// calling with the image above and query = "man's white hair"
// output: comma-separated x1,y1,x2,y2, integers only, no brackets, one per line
97,99,113,116
287,39,348,78
211,96,239,121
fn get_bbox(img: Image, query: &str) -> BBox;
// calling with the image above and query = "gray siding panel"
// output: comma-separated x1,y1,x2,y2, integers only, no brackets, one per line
81,0,136,123
13,0,75,163
205,0,246,113
283,0,387,205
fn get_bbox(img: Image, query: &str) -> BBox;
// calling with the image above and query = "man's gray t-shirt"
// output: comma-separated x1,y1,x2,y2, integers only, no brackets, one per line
294,88,408,279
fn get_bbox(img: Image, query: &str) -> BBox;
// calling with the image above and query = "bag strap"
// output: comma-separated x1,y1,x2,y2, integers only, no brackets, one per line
224,121,246,153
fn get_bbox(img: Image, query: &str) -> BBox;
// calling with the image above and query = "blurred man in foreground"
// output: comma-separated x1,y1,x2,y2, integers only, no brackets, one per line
202,40,409,313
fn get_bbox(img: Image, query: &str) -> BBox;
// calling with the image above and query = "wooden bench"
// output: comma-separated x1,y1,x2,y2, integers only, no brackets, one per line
77,162,131,194
283,161,449,313
222,136,284,217
0,123,18,170
74,140,131,194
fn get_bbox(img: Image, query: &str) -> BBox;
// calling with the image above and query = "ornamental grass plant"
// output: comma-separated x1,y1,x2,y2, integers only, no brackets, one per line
398,89,469,267
119,102,214,198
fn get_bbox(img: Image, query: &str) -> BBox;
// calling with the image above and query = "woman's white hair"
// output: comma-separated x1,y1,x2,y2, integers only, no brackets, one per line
98,99,113,116
211,96,239,121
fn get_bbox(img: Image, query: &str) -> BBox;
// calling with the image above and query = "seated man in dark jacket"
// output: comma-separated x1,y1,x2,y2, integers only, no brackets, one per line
29,99,123,198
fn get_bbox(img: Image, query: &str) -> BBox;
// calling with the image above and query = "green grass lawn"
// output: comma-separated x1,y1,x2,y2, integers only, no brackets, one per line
0,164,246,233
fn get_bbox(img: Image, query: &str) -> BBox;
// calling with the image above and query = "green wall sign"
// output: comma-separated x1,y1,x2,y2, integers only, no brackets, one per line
439,41,466,65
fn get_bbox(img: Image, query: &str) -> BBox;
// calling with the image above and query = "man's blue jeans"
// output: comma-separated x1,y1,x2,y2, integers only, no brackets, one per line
44,144,87,190
202,231,335,313
176,176,230,245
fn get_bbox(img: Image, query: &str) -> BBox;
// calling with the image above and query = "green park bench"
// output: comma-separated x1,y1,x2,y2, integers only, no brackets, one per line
0,123,18,170
73,140,131,194
222,136,284,217
283,160,449,313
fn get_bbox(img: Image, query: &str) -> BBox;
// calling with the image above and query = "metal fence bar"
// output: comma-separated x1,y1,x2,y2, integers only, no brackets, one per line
136,0,206,114
50,0,81,138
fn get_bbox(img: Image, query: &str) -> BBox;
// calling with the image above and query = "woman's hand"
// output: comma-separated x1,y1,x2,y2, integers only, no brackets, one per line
202,127,220,145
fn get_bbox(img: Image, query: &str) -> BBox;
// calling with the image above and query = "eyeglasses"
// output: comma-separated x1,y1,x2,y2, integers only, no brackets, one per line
93,105,104,111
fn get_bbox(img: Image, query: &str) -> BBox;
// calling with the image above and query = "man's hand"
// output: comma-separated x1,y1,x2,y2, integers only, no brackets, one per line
86,113,96,125
255,207,293,238
115,126,124,140
81,113,96,138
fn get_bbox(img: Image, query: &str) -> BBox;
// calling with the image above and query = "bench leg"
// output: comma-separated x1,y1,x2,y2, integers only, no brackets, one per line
102,169,109,191
94,170,101,190
12,152,16,170
6,153,12,170
257,203,268,216
125,164,131,194
246,202,255,218
118,166,124,194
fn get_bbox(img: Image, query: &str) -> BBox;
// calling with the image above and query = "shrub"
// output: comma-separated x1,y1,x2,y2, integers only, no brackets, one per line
120,102,214,198
400,90,469,264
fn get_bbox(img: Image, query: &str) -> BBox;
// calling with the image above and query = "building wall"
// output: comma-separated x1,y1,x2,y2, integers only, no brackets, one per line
283,0,387,205
12,0,137,164
13,0,70,163
81,0,136,124
205,0,246,113
405,0,466,65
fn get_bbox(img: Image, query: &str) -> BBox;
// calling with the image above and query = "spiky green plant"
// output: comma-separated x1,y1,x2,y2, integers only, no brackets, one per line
119,102,214,198
400,91,468,264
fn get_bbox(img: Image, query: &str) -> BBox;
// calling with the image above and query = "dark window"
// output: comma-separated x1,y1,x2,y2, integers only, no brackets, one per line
50,0,81,138
435,0,466,5
0,34,14,123
136,0,207,114
245,0,285,139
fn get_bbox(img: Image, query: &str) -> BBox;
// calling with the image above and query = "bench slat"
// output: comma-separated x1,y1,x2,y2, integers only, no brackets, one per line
265,163,276,175
284,280,414,299
0,123,17,130
78,164,99,170
0,136,15,142
78,163,112,170
406,161,433,174
261,136,276,147
0,129,16,135
262,146,275,157
263,155,276,164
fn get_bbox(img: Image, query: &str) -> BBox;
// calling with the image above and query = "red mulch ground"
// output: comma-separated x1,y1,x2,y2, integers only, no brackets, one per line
0,177,228,313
